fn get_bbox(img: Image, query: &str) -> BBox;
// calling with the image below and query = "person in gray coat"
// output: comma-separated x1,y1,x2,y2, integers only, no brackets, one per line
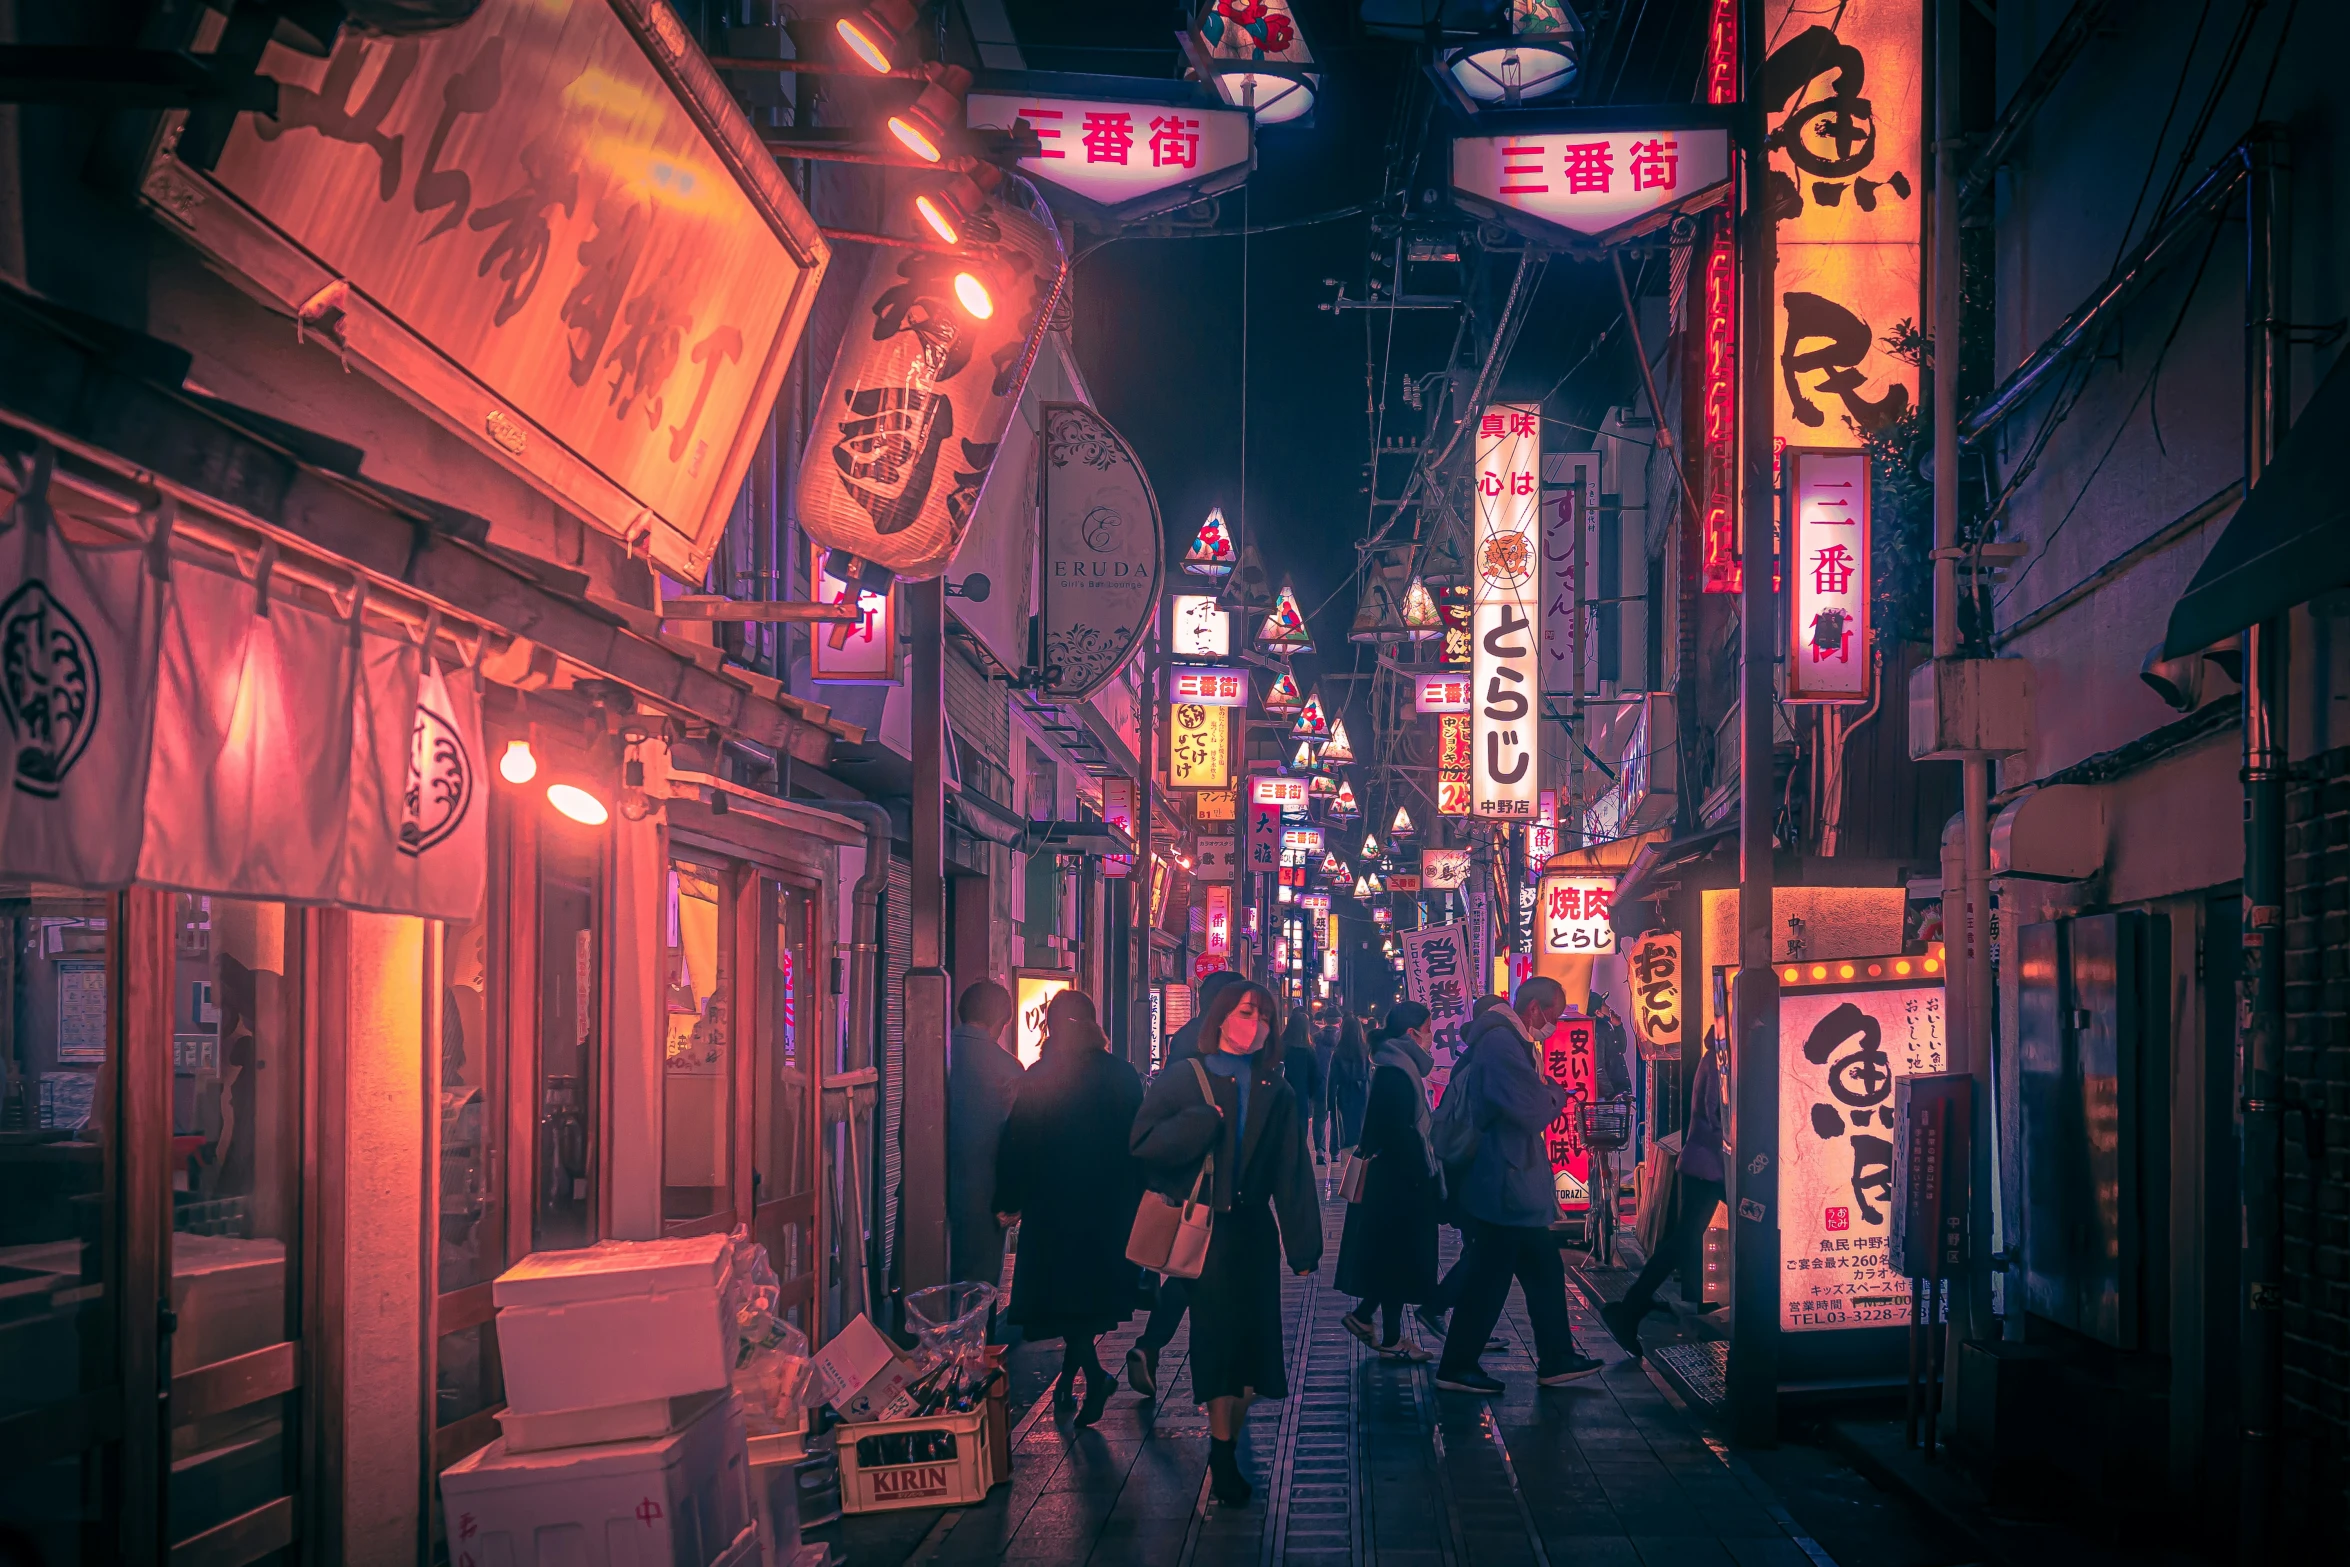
947,981,1024,1292
1433,976,1604,1394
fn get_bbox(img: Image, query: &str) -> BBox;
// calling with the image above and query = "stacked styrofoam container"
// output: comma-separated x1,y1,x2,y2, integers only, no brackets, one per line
437,1237,762,1567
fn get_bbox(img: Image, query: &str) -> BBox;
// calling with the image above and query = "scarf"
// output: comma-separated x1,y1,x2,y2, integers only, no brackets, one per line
1373,1035,1440,1179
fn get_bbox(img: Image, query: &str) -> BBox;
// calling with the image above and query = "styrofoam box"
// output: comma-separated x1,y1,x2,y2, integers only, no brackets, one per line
440,1389,756,1567
493,1236,734,1415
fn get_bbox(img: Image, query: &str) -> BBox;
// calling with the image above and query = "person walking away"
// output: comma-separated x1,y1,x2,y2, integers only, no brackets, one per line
1327,1014,1371,1151
1599,1022,1729,1358
1278,1008,1324,1164
1585,991,1634,1099
1132,980,1320,1505
1434,977,1605,1393
1127,968,1242,1397
948,981,1025,1299
1336,1002,1442,1358
1311,1012,1339,1162
994,989,1145,1425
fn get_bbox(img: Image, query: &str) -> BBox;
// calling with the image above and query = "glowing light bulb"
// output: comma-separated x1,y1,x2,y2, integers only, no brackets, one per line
546,783,610,826
953,272,993,318
499,738,538,784
914,194,959,245
887,115,942,162
835,17,892,72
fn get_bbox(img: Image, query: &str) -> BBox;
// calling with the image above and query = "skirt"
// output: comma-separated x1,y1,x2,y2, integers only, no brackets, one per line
1186,1200,1289,1402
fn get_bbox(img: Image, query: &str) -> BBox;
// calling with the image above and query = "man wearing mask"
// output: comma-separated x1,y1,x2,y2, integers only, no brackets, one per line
948,981,1024,1295
1435,977,1604,1393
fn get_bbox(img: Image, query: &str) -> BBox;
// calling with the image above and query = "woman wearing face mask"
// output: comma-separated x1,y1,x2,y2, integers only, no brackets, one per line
1130,979,1320,1506
1335,1002,1444,1358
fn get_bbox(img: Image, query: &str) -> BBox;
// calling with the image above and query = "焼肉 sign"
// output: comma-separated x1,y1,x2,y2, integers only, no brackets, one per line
1539,874,1617,955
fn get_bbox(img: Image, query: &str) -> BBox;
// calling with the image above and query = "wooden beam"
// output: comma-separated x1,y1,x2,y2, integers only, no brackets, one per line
660,596,863,623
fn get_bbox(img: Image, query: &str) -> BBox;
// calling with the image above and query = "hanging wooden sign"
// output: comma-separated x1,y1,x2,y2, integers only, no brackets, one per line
1039,403,1164,698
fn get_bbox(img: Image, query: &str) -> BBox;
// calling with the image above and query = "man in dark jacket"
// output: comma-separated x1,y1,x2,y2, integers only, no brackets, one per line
948,981,1024,1294
1127,968,1242,1395
1434,977,1605,1394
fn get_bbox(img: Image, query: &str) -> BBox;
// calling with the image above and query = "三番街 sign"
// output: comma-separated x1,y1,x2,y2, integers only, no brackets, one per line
1452,126,1733,249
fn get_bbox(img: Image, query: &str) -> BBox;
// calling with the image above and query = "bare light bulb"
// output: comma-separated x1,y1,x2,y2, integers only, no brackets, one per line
546,783,610,826
835,16,892,72
953,271,993,318
914,194,959,245
500,738,538,784
887,115,942,162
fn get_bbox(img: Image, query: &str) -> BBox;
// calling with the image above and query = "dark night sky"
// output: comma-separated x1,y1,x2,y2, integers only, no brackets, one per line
1001,2,1710,732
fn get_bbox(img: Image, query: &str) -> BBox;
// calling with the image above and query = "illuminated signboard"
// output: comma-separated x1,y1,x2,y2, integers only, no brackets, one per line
1700,214,1741,593
1205,884,1232,955
1300,892,1331,915
1539,1015,1597,1211
1786,449,1873,702
1251,775,1309,810
1389,874,1422,894
1780,972,1946,1332
1194,835,1235,881
1415,672,1472,714
1472,403,1541,819
1167,701,1231,790
1168,665,1248,706
1196,787,1237,821
1452,128,1734,247
1541,452,1601,696
1015,971,1073,1068
1770,0,1923,450
1438,715,1472,816
1628,931,1683,1059
1171,593,1232,656
1282,827,1325,855
968,90,1252,223
1420,848,1471,890
1101,776,1137,878
811,543,898,684
1539,873,1618,955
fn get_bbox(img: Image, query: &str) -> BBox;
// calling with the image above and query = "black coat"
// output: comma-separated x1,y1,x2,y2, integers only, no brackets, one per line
1131,1051,1321,1399
1335,1060,1441,1303
994,1046,1146,1339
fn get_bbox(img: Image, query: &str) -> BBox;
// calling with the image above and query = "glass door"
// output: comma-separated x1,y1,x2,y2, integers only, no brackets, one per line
752,878,819,1333
535,825,602,1251
662,859,736,1232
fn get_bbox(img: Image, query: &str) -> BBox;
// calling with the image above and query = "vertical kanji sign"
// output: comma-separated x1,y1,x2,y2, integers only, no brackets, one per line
1786,449,1872,701
1204,883,1232,956
1541,452,1601,697
1402,922,1475,1044
1540,1015,1597,1212
1628,931,1684,1059
1472,403,1542,820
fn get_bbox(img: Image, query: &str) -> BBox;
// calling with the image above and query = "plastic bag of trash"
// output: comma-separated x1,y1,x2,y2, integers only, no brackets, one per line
721,1226,811,1433
903,1281,996,1376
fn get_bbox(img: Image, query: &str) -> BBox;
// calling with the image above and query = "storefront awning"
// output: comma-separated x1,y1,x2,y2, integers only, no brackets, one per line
2164,351,2350,657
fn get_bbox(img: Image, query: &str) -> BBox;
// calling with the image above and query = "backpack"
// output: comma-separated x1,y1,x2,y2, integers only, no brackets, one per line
1428,1050,1483,1171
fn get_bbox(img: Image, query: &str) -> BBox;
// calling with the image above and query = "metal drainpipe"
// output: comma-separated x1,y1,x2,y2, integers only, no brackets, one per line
795,795,893,1334
2238,126,2286,1565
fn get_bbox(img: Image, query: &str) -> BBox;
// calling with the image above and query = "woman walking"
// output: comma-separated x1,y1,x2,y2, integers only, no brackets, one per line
1336,1003,1443,1358
995,989,1146,1425
1277,1008,1324,1162
1131,980,1320,1505
1327,1013,1372,1152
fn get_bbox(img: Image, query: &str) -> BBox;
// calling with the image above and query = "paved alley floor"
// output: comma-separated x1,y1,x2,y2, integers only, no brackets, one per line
820,1190,1976,1567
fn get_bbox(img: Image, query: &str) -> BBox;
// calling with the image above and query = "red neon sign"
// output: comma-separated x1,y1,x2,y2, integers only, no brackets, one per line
1701,218,1740,593
1705,0,1737,107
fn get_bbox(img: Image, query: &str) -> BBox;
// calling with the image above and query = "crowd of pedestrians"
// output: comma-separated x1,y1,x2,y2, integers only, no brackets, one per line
941,964,1698,1509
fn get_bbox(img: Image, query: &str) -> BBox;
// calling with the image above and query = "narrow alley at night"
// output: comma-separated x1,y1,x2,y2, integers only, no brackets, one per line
2,2,2347,1565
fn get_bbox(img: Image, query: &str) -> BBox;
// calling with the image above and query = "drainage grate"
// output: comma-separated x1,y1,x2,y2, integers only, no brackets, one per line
1651,1339,1730,1410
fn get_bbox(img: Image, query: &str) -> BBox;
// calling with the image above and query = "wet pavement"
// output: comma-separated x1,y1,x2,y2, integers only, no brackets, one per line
820,1188,1976,1567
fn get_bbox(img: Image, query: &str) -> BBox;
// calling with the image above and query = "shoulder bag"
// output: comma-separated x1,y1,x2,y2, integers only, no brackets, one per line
1336,1147,1372,1203
1126,1059,1219,1279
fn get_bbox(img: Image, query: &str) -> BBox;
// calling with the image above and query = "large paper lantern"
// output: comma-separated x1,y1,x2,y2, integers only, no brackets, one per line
795,180,1065,578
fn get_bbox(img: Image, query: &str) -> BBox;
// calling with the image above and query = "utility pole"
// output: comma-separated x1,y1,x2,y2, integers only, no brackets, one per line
1134,618,1158,1068
902,576,950,1295
1728,0,1782,1448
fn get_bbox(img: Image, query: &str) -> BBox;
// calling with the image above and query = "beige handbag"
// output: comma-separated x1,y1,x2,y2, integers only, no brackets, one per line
1336,1148,1372,1203
1126,1060,1218,1279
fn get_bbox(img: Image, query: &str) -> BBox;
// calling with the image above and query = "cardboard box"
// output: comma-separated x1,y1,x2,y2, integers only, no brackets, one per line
807,1315,918,1423
492,1236,734,1415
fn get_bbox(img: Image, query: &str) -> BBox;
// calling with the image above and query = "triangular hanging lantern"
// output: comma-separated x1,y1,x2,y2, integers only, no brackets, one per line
1221,536,1273,615
1363,833,1382,859
1353,875,1372,899
1258,580,1313,653
1308,772,1338,799
1390,804,1415,837
1400,574,1442,639
1182,506,1237,578
1367,873,1386,895
1322,852,1347,879
1348,568,1409,644
1291,738,1320,773
1320,717,1354,766
1422,525,1469,585
1262,668,1303,713
1332,780,1359,818
1292,690,1331,740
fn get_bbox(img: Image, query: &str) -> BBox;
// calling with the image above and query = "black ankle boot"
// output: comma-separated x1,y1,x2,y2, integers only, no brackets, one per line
1208,1437,1254,1505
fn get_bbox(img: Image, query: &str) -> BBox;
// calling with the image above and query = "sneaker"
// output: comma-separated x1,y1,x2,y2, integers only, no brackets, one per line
1598,1301,1644,1358
1537,1353,1606,1386
1340,1311,1377,1347
1125,1346,1157,1399
1435,1367,1507,1395
1415,1306,1450,1339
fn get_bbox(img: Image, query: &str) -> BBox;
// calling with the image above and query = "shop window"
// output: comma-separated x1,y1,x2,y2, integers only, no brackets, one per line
663,860,734,1225
753,879,818,1329
0,888,119,1561
164,895,304,1552
435,894,504,1451
536,826,602,1250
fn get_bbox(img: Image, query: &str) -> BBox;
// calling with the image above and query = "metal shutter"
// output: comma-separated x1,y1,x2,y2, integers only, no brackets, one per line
880,855,911,1288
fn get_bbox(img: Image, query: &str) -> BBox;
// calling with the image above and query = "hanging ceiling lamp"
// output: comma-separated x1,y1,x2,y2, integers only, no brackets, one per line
1363,832,1382,860
1391,804,1415,838
1309,772,1339,799
1441,0,1584,108
1188,0,1319,125
1291,738,1321,774
1182,505,1238,578
1258,580,1314,654
1353,874,1373,900
1291,689,1331,740
834,0,917,72
1321,718,1355,766
1331,780,1360,818
1348,566,1409,644
885,63,972,163
1262,667,1303,713
1322,852,1347,879
1400,574,1442,639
